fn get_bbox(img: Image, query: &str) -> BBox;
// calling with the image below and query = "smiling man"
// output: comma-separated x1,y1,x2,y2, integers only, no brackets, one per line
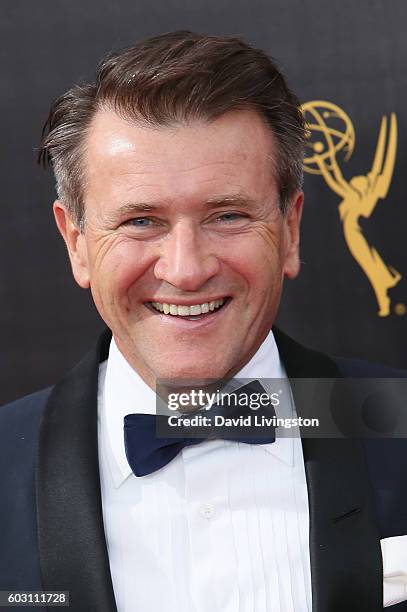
1,31,407,612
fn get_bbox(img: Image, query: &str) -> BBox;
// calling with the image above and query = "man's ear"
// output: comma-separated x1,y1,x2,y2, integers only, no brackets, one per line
282,190,304,279
53,200,90,289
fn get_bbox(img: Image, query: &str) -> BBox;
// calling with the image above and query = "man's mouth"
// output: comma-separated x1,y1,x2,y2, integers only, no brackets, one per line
145,297,229,320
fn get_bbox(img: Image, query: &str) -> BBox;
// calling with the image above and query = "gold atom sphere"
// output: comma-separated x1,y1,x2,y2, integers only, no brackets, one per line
301,100,356,175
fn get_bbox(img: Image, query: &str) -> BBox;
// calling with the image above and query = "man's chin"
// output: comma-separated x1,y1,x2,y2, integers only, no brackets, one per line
116,334,238,384
154,366,226,384
148,357,231,384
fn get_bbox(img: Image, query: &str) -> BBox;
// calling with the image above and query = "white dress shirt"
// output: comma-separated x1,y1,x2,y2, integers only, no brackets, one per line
97,331,312,612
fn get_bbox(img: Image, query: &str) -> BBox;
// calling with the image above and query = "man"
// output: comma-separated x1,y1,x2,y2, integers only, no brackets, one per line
1,31,406,612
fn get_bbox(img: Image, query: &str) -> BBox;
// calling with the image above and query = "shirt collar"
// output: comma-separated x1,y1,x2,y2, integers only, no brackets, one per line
233,332,294,467
101,329,294,487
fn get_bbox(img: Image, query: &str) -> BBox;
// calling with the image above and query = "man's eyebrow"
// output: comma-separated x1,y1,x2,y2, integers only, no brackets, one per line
204,194,258,208
105,202,161,224
118,202,161,214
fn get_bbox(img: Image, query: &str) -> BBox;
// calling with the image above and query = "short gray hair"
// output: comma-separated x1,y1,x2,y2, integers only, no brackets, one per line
38,30,306,229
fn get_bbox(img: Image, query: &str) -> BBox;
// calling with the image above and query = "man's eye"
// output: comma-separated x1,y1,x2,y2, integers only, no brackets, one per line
128,217,152,227
216,213,246,222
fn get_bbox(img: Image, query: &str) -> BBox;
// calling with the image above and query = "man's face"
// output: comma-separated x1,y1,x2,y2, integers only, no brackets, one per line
55,109,303,387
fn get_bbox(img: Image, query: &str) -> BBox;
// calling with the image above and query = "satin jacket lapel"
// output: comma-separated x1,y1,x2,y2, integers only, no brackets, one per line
273,328,383,612
36,329,117,612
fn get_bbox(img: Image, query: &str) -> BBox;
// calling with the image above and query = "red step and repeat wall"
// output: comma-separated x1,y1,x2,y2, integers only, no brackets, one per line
1,0,406,403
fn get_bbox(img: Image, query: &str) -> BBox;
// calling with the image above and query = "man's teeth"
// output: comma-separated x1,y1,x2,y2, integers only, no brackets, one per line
151,298,225,316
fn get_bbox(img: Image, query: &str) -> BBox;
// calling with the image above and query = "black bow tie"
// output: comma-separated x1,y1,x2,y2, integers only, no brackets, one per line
124,380,276,476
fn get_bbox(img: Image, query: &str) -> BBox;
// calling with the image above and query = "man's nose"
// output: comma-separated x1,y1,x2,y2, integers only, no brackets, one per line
154,222,220,291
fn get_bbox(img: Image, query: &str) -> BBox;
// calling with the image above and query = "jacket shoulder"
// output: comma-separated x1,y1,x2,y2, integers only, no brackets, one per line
0,387,54,470
0,387,54,476
0,387,53,428
332,355,407,378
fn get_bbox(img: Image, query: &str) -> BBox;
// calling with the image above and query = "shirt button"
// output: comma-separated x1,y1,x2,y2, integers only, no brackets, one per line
200,503,215,519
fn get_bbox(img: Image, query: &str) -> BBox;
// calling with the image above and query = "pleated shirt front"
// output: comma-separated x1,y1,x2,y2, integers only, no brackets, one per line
98,332,312,612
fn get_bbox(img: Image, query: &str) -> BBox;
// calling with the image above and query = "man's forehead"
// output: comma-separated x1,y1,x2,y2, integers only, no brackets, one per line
82,107,279,212
86,106,277,164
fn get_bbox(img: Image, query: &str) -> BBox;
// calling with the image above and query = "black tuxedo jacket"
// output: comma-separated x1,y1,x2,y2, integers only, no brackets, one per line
1,328,406,612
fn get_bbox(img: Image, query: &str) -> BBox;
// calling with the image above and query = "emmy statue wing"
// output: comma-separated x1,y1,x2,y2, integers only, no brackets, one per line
370,114,397,200
369,116,387,181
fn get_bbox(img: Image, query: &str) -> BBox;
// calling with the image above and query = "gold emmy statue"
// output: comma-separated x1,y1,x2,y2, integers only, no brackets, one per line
302,101,400,317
